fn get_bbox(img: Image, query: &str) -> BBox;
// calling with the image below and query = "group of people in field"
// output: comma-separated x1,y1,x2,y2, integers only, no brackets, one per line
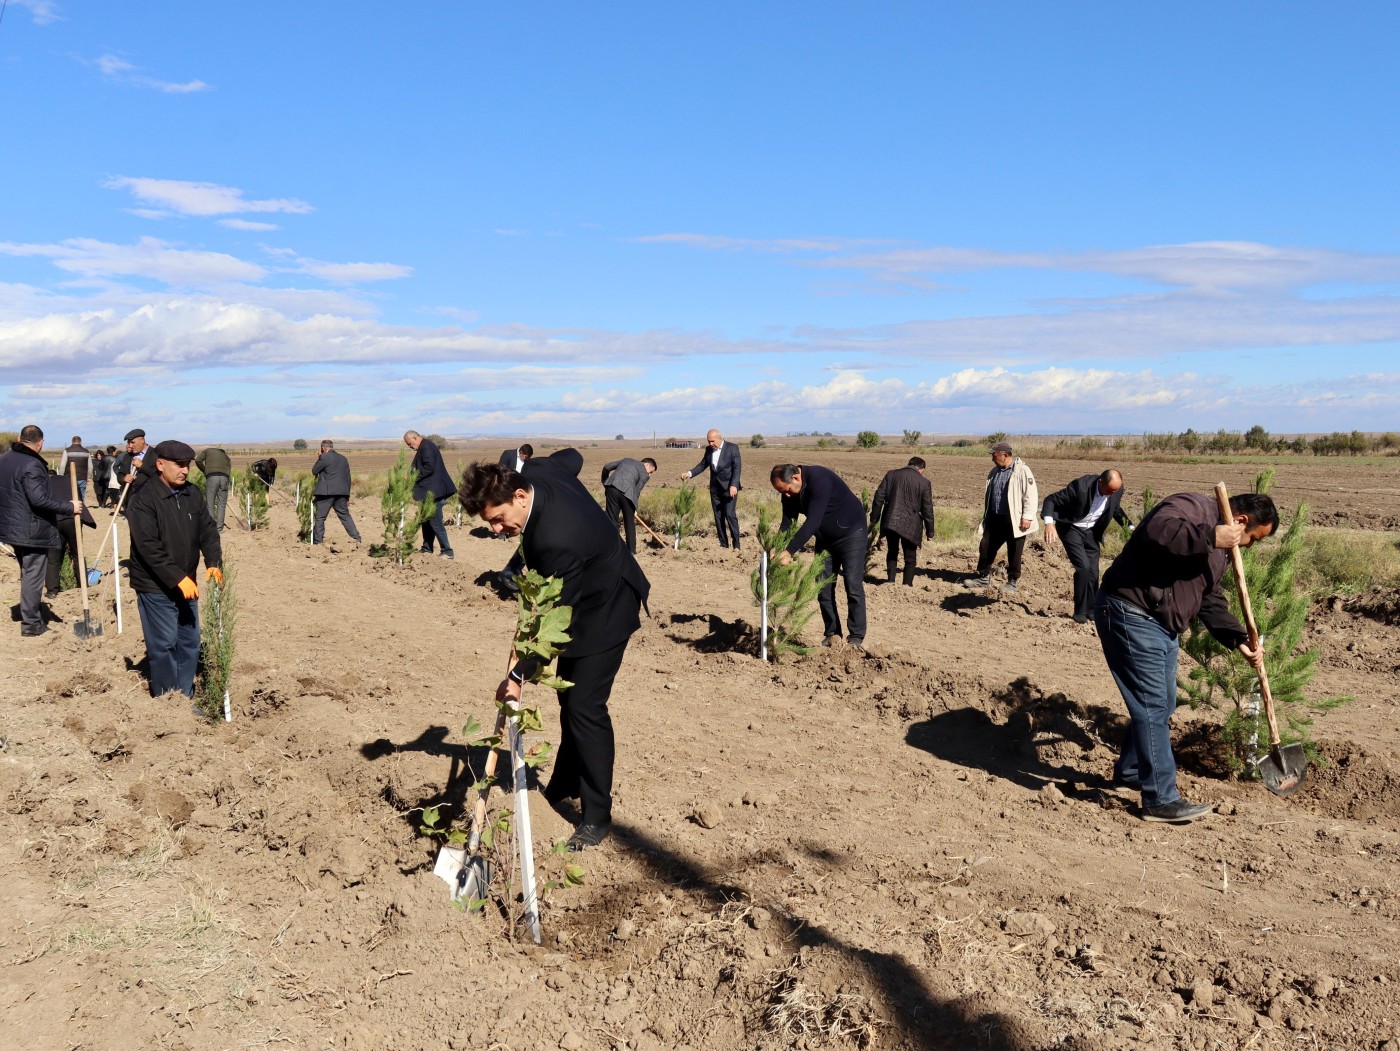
1,422,1278,844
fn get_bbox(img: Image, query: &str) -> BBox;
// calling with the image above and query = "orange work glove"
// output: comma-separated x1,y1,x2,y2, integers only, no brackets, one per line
176,576,199,600
206,567,224,585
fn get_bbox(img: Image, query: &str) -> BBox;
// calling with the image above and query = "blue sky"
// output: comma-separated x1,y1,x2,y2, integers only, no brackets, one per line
2,1,1398,442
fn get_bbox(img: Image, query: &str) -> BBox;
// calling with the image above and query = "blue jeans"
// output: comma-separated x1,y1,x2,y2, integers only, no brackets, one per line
137,591,201,698
1095,594,1181,807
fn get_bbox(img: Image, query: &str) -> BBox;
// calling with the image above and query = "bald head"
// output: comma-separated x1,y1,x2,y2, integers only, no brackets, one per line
1098,469,1124,496
706,429,723,449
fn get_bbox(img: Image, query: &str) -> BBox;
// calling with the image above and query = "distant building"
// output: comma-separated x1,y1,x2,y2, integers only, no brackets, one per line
664,437,697,449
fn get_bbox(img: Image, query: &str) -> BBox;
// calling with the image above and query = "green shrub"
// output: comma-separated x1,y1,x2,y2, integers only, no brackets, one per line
855,430,880,449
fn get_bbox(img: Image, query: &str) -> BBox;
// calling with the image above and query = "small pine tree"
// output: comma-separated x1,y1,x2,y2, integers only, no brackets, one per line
1180,469,1350,772
750,505,830,660
294,471,314,541
232,467,269,530
377,449,433,563
672,485,699,545
197,563,236,722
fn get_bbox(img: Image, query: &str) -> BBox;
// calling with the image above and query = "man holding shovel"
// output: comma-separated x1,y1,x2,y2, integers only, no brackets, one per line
1095,490,1277,823
127,440,223,699
461,449,651,850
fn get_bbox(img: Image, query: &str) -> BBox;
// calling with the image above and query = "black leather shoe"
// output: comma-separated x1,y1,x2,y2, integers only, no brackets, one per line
20,624,49,637
567,822,612,851
1073,614,1090,624
1142,799,1212,824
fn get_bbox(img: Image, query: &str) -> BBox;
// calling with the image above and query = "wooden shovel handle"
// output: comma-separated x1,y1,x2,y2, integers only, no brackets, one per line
634,512,665,545
69,465,93,610
86,480,133,570
1214,482,1282,746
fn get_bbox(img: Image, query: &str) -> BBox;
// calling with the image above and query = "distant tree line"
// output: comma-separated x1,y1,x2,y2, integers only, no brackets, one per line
1140,426,1398,456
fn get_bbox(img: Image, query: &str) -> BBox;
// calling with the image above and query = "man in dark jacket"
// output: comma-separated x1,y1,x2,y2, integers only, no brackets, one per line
0,425,85,636
311,440,362,544
462,449,651,850
195,446,233,530
601,457,656,554
45,469,97,596
120,428,158,493
91,450,113,508
771,463,868,647
680,429,743,549
127,440,223,698
870,456,936,586
404,431,456,558
498,444,533,472
1042,469,1134,623
1095,490,1276,824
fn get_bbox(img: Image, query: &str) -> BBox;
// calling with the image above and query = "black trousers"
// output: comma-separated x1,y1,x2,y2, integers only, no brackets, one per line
548,639,630,826
605,488,637,553
709,487,740,548
884,531,919,585
46,520,81,593
976,514,1026,583
419,499,452,553
1060,525,1101,618
313,496,361,542
816,529,868,640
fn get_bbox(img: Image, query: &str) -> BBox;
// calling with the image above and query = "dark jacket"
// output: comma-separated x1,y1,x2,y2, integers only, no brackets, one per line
871,465,935,544
196,447,232,478
520,449,650,660
688,442,742,492
47,475,97,536
123,445,160,498
779,465,866,555
410,440,456,501
91,453,113,488
126,478,222,596
601,458,651,507
250,459,277,486
1100,491,1247,646
1042,473,1132,544
498,448,529,472
0,444,73,549
312,449,353,498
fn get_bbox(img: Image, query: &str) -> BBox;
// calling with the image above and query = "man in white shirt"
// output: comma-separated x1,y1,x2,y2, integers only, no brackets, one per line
1042,469,1133,623
679,429,743,549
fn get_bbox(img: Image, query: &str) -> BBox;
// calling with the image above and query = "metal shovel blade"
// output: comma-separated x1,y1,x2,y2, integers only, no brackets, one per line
455,855,493,904
1259,744,1308,796
74,612,103,639
86,567,103,587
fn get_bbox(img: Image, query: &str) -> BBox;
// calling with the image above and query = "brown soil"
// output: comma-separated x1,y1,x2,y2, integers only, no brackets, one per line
2,448,1397,1051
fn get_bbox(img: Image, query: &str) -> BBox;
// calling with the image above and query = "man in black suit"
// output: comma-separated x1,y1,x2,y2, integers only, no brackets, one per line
403,430,456,559
461,449,651,850
680,429,742,549
770,463,868,648
870,456,935,586
1041,469,1133,623
498,443,533,473
311,440,362,544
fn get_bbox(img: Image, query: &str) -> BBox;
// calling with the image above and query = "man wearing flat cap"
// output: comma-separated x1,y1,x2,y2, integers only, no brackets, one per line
116,428,158,503
126,439,223,699
966,440,1038,595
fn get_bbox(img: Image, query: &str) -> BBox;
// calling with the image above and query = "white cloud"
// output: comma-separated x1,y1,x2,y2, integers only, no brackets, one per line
93,54,211,93
297,259,413,283
12,0,62,25
220,219,279,231
332,414,379,424
108,178,312,218
0,237,265,284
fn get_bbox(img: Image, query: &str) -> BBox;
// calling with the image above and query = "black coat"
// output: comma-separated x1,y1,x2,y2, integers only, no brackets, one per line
870,465,935,543
1041,473,1132,544
126,479,222,596
411,440,457,501
779,464,866,554
688,442,742,492
520,449,649,659
312,449,353,498
0,444,73,549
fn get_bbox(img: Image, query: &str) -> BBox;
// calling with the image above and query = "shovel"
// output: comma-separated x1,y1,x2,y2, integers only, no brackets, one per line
1214,483,1306,795
634,512,666,548
69,465,102,640
84,479,133,586
434,706,507,902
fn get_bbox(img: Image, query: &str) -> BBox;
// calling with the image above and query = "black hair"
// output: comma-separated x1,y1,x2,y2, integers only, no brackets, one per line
519,443,534,458
907,456,926,469
460,462,527,515
19,424,42,443
641,457,657,469
770,463,801,484
1229,493,1279,535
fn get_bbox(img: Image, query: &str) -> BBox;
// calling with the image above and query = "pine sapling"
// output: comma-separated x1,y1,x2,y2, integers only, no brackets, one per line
197,562,236,722
376,449,433,562
860,486,882,573
750,504,830,660
672,484,699,547
294,471,314,541
234,467,269,530
1181,469,1350,772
